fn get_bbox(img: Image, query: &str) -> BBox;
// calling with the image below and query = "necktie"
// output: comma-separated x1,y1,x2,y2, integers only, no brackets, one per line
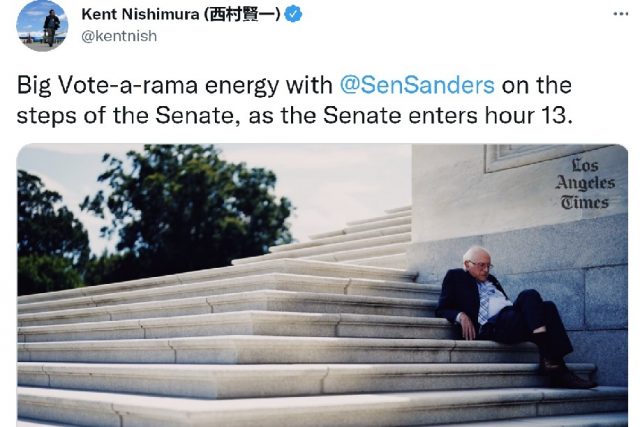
478,282,490,325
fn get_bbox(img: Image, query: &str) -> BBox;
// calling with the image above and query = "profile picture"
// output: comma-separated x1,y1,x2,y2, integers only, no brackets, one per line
17,0,67,52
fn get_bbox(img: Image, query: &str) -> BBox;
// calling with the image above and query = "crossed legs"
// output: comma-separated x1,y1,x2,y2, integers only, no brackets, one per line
492,289,573,360
483,289,595,388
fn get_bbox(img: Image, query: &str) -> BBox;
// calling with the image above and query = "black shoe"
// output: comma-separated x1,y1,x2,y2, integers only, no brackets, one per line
539,356,566,375
550,369,598,389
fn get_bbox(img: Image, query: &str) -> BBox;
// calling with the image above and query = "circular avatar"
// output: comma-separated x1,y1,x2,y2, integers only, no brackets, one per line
17,0,68,52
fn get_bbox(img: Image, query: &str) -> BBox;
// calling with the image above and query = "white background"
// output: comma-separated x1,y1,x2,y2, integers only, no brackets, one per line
3,0,638,423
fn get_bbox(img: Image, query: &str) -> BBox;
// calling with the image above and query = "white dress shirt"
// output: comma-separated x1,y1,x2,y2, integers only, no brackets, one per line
456,280,512,325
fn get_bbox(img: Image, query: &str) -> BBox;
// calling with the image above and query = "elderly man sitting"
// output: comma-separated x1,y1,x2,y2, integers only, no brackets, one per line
435,245,596,389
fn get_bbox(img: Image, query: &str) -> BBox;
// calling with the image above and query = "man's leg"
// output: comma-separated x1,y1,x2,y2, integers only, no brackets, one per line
488,306,530,344
540,300,573,358
512,289,573,360
511,289,595,389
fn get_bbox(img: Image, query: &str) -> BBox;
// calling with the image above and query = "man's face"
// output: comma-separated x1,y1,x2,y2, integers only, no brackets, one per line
465,251,492,282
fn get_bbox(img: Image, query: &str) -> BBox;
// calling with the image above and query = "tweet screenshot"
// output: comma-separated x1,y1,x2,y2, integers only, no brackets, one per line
4,0,637,425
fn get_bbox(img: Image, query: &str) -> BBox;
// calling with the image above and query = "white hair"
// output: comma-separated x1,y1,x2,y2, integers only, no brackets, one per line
462,246,491,270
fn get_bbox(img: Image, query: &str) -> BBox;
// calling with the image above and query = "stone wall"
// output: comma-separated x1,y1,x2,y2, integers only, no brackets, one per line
411,145,627,243
409,144,628,386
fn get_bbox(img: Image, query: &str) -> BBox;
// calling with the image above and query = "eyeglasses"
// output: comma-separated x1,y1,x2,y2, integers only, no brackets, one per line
467,260,494,270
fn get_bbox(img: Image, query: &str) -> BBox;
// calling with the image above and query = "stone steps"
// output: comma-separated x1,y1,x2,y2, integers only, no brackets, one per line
309,216,412,240
19,311,454,342
18,336,538,364
232,239,411,265
17,386,627,427
17,259,416,305
18,273,439,315
18,362,595,400
231,208,413,269
346,253,409,269
303,242,409,263
17,422,64,427
16,206,628,425
429,412,628,426
346,209,412,226
233,233,411,265
18,413,629,427
17,421,79,427
269,224,411,253
385,205,412,214
18,290,436,327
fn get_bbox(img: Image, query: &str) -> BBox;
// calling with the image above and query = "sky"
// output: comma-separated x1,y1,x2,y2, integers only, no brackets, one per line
17,144,412,255
16,0,68,39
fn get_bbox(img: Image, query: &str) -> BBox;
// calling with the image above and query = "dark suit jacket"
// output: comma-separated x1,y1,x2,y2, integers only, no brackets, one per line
44,15,60,30
435,268,509,333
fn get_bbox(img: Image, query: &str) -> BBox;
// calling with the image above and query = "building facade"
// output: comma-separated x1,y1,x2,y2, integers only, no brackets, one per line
409,144,628,386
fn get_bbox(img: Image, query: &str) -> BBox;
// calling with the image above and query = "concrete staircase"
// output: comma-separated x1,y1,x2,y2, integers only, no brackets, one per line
232,205,413,269
17,206,628,426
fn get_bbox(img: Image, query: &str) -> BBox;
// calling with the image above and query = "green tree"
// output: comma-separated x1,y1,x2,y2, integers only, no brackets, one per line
17,170,90,295
82,145,293,283
18,255,83,295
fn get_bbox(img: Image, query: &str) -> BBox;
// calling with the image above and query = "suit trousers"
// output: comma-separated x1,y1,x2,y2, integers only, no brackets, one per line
478,289,573,360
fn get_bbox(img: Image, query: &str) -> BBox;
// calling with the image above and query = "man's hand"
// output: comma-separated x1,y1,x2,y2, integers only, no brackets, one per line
459,312,476,340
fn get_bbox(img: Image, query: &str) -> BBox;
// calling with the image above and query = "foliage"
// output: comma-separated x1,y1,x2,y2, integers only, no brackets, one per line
82,145,293,283
18,255,83,295
17,169,90,295
84,251,138,286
